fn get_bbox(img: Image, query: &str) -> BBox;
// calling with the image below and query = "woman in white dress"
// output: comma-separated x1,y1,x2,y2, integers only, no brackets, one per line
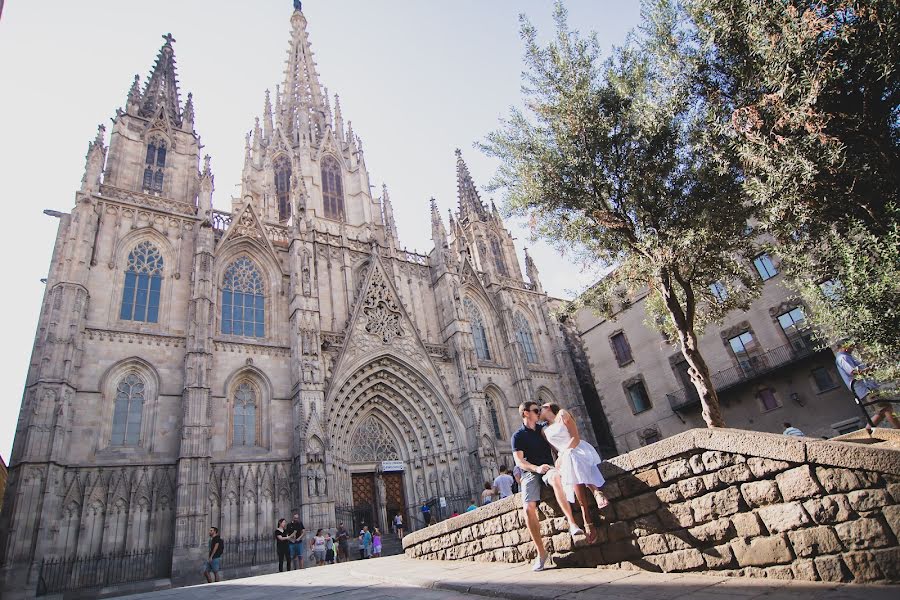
540,403,609,543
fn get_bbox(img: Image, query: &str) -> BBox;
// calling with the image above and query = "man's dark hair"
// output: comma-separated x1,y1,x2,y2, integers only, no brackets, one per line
783,422,792,428
519,400,538,416
210,526,219,534
499,465,508,473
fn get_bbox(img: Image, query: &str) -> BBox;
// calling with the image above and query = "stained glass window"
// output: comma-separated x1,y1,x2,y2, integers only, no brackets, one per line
111,373,144,446
274,155,291,221
490,236,509,276
489,400,502,439
222,258,265,337
232,382,257,447
321,156,344,221
120,241,163,323
514,312,538,364
464,298,491,361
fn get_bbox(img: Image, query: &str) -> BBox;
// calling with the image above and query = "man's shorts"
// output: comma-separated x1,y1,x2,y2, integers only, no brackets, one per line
205,557,221,573
520,468,559,507
289,542,304,559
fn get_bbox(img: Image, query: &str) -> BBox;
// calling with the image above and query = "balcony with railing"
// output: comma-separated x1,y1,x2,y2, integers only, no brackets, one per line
667,339,823,412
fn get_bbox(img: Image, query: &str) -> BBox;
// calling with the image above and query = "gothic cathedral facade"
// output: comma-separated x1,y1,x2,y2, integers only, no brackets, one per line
0,5,594,596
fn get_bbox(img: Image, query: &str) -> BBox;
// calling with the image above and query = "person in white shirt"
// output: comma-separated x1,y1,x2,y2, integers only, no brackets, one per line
782,422,805,437
493,465,515,499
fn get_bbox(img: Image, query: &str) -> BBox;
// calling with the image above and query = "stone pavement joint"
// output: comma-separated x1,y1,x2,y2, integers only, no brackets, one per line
113,555,900,600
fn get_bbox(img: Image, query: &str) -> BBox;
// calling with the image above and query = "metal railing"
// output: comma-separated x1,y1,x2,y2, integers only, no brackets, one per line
37,548,171,596
667,339,821,412
227,535,277,569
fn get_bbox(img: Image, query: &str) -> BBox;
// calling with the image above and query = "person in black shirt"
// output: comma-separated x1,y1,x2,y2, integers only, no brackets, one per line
204,526,224,583
511,400,581,572
275,518,292,572
285,512,305,569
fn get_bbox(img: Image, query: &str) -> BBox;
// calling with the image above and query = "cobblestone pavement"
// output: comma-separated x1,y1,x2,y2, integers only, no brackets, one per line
116,555,900,600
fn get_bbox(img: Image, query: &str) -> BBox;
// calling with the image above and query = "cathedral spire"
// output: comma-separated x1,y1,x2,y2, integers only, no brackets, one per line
334,93,345,141
182,92,195,132
382,184,398,242
81,125,107,193
126,74,141,114
524,247,543,293
455,149,487,223
139,33,182,125
431,197,447,243
263,89,274,143
281,3,327,141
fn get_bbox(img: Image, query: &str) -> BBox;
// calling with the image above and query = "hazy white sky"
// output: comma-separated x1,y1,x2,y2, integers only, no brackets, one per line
0,1,640,458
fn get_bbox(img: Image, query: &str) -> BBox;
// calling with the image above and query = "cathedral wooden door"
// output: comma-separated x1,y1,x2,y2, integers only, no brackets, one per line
383,472,405,529
351,473,375,532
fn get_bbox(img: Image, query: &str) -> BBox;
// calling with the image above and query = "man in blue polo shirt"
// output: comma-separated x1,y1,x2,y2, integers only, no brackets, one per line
512,400,583,572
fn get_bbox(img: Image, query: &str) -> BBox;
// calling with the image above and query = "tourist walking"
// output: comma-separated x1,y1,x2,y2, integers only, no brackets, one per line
513,400,585,572
782,422,805,436
372,528,382,557
274,518,292,572
465,499,478,512
420,502,431,527
835,341,900,430
336,522,349,562
286,512,305,569
324,531,335,564
481,482,494,505
359,525,373,558
311,529,327,565
493,465,515,499
203,526,224,583
393,513,404,540
539,403,608,544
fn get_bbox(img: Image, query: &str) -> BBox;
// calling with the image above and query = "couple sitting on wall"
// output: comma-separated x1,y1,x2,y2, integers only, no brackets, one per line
512,400,609,572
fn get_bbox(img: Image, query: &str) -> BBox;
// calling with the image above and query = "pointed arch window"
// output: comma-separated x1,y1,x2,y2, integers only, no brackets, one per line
120,241,164,323
274,155,292,222
142,137,167,194
222,258,265,338
321,155,345,221
232,381,257,447
514,312,538,364
111,373,145,446
491,236,509,276
488,398,503,440
464,298,491,361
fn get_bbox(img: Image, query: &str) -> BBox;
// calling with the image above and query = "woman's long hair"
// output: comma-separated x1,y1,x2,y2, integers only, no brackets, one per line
542,402,570,421
277,518,286,529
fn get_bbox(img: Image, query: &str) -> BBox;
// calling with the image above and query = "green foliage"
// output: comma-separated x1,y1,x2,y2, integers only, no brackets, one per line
685,0,900,381
481,0,757,335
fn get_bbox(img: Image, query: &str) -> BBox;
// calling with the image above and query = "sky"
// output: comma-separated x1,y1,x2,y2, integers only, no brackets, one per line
0,0,642,459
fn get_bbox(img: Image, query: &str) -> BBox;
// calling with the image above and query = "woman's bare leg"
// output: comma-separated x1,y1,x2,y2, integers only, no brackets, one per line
587,484,609,509
573,484,596,543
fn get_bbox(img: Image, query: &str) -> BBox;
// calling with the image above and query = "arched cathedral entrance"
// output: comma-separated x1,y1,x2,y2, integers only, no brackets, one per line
346,415,407,534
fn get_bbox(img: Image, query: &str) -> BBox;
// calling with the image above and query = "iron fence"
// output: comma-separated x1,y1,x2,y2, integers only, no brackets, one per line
334,504,374,535
227,535,277,569
37,548,171,596
667,340,820,411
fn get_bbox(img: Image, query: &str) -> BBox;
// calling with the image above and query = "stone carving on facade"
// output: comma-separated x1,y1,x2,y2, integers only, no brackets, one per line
362,267,404,344
349,416,400,463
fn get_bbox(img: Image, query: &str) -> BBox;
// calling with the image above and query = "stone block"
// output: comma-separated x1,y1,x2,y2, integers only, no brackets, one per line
551,551,579,567
551,532,573,553
501,530,521,547
702,544,734,569
620,474,650,497
615,491,660,520
655,484,682,504
637,533,669,555
481,533,503,551
603,539,641,563
636,468,662,488
872,547,900,582
887,482,900,504
688,454,704,474
702,450,741,471
657,503,694,530
517,540,538,560
814,555,849,582
663,531,692,550
701,472,727,493
644,548,705,572
815,467,877,494
659,458,691,482
757,502,812,533
678,475,706,499
747,457,790,478
807,440,900,475
787,525,843,557
843,550,885,583
741,480,781,508
834,516,893,550
730,534,794,567
765,565,795,580
776,465,823,501
731,512,763,537
847,488,892,512
688,517,734,545
692,486,742,523
631,513,663,536
607,521,632,542
602,479,622,500
791,559,817,581
501,511,522,530
883,504,900,540
717,463,753,485
802,494,855,525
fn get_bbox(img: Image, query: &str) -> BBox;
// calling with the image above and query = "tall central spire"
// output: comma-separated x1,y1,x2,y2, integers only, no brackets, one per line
455,149,487,223
139,33,182,125
280,3,327,142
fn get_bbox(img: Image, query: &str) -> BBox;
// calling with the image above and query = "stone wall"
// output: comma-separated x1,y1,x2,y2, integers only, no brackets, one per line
403,428,900,584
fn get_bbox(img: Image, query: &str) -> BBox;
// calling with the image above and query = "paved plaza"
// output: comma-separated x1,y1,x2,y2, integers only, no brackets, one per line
116,555,899,600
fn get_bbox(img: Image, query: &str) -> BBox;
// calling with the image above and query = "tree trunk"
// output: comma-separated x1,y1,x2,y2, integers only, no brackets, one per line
677,329,726,428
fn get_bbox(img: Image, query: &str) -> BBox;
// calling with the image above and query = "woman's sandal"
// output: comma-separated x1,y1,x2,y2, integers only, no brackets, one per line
585,523,598,544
